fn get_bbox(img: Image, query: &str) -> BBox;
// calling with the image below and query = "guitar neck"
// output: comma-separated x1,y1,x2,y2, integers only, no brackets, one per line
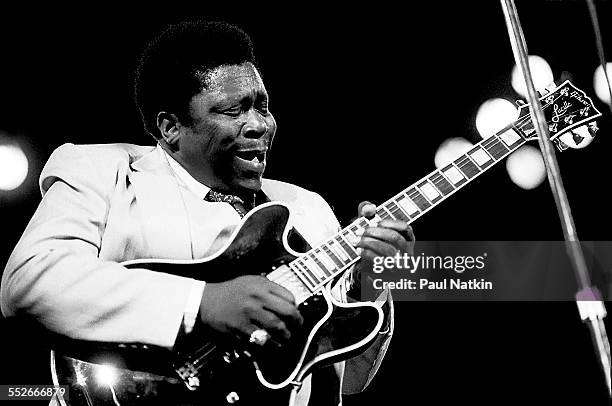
376,125,528,226
279,124,528,302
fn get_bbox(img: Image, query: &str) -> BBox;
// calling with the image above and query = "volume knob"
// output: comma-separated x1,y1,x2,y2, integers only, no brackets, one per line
226,391,240,404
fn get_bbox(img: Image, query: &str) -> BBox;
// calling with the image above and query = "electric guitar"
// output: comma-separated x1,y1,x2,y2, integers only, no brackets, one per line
51,80,602,405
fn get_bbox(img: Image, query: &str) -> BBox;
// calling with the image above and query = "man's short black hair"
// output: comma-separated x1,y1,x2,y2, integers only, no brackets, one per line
135,20,257,138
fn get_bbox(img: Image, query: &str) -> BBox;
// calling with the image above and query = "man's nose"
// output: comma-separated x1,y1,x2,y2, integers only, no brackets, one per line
243,110,267,139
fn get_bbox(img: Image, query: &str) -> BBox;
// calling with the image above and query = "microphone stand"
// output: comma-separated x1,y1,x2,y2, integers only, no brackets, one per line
500,0,611,396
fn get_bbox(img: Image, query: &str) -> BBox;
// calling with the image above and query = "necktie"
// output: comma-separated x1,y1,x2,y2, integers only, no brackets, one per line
205,190,249,218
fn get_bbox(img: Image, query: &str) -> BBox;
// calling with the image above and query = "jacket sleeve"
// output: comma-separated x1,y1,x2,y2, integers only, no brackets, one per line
341,290,393,394
0,144,194,348
308,191,394,395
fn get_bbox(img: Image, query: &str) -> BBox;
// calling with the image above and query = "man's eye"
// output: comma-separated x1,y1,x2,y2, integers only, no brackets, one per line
223,107,242,116
257,103,269,114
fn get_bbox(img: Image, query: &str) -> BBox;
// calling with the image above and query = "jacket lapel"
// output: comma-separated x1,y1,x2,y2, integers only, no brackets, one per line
129,147,193,259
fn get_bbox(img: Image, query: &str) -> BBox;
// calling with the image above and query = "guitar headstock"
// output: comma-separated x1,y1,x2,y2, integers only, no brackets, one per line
514,80,602,151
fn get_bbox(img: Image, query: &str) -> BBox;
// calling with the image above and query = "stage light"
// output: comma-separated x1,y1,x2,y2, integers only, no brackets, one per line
434,137,474,169
505,145,546,190
0,143,29,191
475,98,518,139
511,55,554,98
593,63,612,104
95,364,117,386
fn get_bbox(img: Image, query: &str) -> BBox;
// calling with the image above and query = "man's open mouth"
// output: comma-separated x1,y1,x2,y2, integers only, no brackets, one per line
234,150,266,164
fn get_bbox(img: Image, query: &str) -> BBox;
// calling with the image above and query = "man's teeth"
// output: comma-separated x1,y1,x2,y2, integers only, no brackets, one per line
251,156,260,163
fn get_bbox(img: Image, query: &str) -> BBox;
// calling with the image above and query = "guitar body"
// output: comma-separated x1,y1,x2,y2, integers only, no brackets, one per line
51,203,384,406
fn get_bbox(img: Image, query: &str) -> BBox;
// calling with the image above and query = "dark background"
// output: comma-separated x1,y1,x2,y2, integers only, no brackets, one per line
1,1,611,404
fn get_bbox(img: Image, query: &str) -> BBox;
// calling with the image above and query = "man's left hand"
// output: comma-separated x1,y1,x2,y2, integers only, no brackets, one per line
350,201,415,294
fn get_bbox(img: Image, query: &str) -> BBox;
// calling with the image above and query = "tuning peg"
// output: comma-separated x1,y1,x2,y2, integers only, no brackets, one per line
557,125,596,150
553,138,569,152
570,130,585,145
515,99,526,107
588,121,599,137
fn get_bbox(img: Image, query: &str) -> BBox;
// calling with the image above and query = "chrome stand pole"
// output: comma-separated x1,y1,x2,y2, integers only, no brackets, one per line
500,0,610,396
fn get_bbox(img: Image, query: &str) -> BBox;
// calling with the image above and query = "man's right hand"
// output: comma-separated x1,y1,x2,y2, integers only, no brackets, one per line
198,275,303,344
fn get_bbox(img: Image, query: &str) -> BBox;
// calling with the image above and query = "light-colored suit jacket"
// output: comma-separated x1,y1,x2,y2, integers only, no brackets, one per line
1,143,392,405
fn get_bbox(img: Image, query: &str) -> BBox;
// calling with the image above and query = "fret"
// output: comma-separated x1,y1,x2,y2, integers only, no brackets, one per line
343,228,359,246
454,155,480,179
322,244,345,268
329,238,351,262
313,250,335,273
407,188,431,211
384,200,410,221
441,164,467,186
304,255,327,279
482,136,509,160
417,181,442,203
429,172,454,195
396,194,420,216
294,261,319,286
468,146,494,169
296,260,321,285
301,257,325,284
376,206,393,221
347,219,369,240
498,128,524,149
288,263,316,291
338,233,360,259
382,206,394,219
355,218,370,229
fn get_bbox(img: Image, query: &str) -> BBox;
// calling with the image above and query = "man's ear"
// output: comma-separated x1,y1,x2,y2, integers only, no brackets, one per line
156,112,182,146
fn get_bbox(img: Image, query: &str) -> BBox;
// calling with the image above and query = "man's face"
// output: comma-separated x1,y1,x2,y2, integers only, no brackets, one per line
176,62,276,195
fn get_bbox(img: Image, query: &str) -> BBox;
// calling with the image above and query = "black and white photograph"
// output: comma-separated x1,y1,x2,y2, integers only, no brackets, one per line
0,2,611,405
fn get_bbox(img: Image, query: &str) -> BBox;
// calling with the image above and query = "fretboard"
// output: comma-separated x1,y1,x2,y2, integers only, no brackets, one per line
269,123,530,303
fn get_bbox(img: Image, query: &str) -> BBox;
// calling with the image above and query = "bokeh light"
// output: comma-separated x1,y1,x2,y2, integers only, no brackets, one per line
593,63,612,104
0,143,29,191
434,137,474,169
511,55,554,98
505,145,546,190
475,98,519,139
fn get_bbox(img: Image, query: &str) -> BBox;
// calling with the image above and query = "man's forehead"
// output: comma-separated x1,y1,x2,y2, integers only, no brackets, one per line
199,63,264,96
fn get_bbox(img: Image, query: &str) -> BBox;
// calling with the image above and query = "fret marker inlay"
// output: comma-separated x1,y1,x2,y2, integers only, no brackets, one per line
330,241,349,261
469,148,492,166
442,166,465,185
396,196,420,215
419,182,441,201
499,129,522,147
